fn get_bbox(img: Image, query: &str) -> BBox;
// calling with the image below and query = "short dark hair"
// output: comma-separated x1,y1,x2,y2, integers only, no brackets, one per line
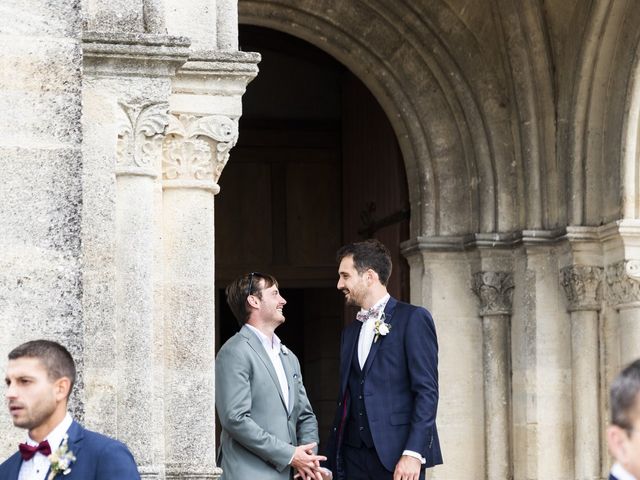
610,358,640,431
225,272,278,327
8,340,76,397
336,239,392,285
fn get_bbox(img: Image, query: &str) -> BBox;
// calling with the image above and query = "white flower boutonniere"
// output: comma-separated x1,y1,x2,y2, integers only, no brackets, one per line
47,434,76,480
281,345,289,355
373,315,392,343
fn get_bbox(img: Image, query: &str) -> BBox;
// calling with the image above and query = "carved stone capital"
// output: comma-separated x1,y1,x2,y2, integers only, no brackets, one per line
606,261,640,308
162,114,238,193
472,272,514,316
560,266,603,312
116,102,169,177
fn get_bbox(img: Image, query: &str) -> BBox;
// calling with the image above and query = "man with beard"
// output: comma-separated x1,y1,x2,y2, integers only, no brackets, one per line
1,339,140,479
324,239,442,480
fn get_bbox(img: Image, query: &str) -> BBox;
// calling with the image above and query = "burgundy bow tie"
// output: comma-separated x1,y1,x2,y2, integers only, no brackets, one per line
356,305,383,323
19,440,52,461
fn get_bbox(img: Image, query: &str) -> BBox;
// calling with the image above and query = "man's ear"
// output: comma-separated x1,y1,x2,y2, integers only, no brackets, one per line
247,294,260,309
54,377,72,402
607,425,629,463
366,269,379,285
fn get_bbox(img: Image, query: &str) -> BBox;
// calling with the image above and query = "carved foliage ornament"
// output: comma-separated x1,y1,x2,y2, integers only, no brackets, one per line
472,271,514,316
162,114,238,187
117,102,169,175
560,265,603,312
606,261,640,308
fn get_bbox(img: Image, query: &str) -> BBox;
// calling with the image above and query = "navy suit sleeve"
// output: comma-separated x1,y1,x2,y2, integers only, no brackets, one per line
404,307,439,456
96,440,141,480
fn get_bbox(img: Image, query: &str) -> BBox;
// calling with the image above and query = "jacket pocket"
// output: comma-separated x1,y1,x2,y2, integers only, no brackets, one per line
389,412,411,425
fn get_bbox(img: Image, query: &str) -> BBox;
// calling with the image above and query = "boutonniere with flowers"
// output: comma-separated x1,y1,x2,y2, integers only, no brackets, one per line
280,345,289,355
47,434,76,480
373,314,392,343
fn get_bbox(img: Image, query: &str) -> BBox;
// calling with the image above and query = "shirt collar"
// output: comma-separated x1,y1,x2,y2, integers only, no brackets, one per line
358,294,391,319
27,411,73,451
612,463,638,480
246,323,282,351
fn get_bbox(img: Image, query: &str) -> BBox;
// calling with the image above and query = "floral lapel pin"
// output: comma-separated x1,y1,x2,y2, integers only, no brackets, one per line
280,345,289,355
47,434,76,480
373,313,392,343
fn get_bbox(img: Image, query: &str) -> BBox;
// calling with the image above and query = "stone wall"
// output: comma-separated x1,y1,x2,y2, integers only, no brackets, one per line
2,1,640,479
0,0,85,454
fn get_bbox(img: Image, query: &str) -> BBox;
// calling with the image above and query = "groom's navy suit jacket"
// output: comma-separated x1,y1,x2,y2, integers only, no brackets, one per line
0,421,140,480
325,297,443,477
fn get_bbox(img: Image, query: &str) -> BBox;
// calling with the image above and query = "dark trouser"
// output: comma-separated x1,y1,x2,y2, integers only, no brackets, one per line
343,444,425,480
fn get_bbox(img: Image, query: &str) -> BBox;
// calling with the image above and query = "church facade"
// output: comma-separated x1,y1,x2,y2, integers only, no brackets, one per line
2,1,640,479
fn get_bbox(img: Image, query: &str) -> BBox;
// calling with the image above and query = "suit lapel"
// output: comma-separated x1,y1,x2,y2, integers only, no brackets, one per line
241,325,289,412
47,421,84,479
363,297,397,376
5,451,22,480
340,320,362,396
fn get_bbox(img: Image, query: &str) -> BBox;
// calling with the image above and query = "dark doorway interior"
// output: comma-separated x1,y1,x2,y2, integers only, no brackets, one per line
215,25,410,449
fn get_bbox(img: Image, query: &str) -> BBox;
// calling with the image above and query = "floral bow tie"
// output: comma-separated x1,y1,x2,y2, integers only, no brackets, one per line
356,305,383,323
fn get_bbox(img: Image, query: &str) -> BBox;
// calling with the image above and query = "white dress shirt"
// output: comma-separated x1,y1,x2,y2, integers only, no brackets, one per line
357,294,390,368
356,294,425,465
611,463,638,480
18,412,73,480
246,324,290,412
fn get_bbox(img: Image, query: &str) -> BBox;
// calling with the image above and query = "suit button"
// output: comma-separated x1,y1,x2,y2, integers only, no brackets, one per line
359,412,363,416
359,427,364,431
338,401,342,406
360,380,364,385
333,427,337,432
358,395,362,400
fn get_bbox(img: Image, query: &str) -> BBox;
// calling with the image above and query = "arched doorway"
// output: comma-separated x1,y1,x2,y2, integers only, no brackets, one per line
215,25,410,447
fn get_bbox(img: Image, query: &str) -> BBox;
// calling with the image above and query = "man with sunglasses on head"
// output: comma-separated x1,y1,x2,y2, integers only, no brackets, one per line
215,272,328,480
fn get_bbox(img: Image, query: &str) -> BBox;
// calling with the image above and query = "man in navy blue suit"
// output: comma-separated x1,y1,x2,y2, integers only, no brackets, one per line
607,359,640,480
324,239,442,480
0,339,140,480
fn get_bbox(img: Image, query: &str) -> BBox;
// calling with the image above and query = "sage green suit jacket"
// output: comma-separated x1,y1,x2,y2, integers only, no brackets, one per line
215,325,319,480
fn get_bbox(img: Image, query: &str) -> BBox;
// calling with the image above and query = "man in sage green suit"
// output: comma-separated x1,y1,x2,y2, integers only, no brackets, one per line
215,272,327,480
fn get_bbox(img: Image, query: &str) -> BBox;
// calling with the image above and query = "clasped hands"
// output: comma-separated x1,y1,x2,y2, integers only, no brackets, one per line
291,442,332,480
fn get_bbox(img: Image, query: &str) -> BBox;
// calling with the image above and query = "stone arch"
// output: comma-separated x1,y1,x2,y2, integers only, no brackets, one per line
563,0,640,225
238,0,519,237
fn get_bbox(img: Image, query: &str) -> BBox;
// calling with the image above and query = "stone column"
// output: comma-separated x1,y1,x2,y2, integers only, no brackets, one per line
81,33,189,478
560,265,603,480
114,101,169,479
472,271,514,480
163,51,259,480
402,241,485,480
606,260,640,365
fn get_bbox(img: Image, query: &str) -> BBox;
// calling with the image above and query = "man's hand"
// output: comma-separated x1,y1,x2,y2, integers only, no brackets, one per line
393,454,422,480
294,466,333,480
290,442,327,480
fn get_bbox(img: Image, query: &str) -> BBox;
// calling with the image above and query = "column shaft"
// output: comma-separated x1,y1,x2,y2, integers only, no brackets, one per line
483,313,511,480
619,307,640,365
163,187,218,479
114,173,156,474
571,310,600,480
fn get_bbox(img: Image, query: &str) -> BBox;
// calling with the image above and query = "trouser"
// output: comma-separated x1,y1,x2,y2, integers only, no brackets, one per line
343,443,425,480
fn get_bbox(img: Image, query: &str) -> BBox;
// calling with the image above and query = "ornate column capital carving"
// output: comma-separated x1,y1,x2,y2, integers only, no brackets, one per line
162,114,238,194
606,261,640,309
472,271,514,316
560,265,603,312
116,102,169,177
